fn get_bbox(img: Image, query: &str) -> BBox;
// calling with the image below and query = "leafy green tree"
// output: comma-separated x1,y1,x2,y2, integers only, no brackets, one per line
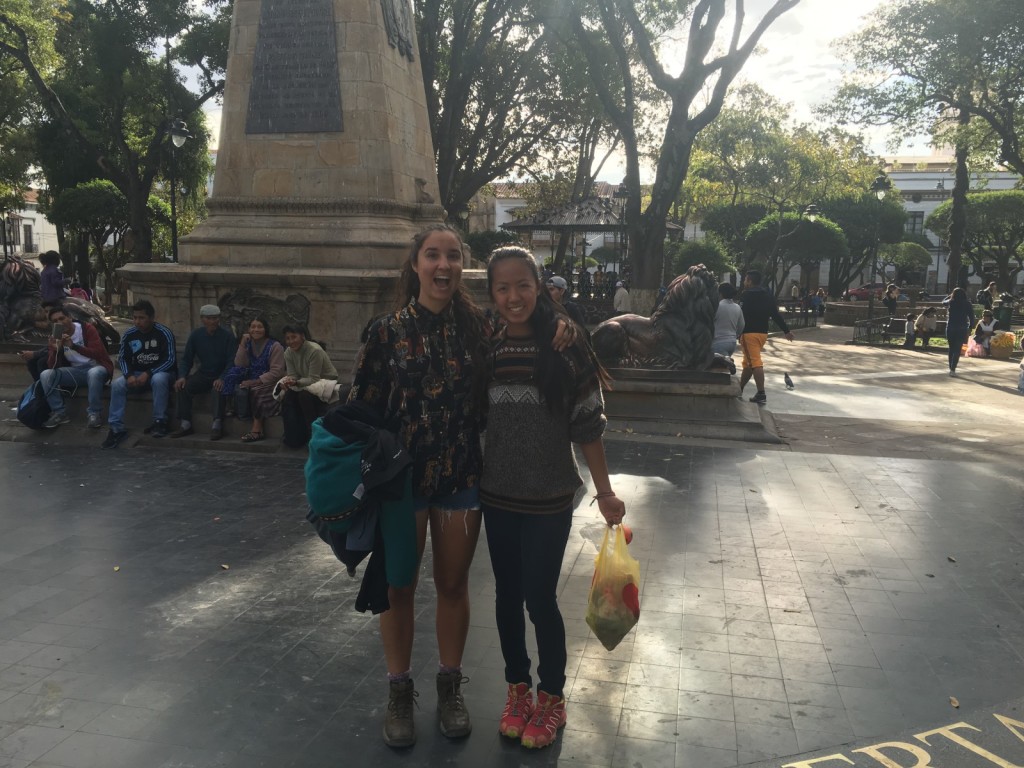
465,229,521,264
683,84,881,281
551,0,799,307
926,191,1024,290
877,241,933,285
668,238,734,279
699,202,768,267
417,0,615,222
745,213,849,293
48,180,127,291
827,0,1024,289
48,179,169,301
0,0,223,261
830,0,1024,176
817,195,907,297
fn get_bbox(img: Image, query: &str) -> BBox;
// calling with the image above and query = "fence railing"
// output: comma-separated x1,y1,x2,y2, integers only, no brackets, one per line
852,316,892,344
772,312,817,333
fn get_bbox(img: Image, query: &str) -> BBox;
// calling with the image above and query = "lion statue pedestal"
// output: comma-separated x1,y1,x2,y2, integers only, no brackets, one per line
590,265,781,444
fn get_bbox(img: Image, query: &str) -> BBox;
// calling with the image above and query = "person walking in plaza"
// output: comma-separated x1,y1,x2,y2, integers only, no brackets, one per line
943,287,974,376
38,304,114,429
221,317,285,443
276,325,338,449
170,305,236,441
101,300,176,448
481,246,624,750
712,282,744,356
738,270,794,404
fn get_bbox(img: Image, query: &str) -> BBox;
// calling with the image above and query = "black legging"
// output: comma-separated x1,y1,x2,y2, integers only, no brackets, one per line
483,503,573,698
947,328,968,371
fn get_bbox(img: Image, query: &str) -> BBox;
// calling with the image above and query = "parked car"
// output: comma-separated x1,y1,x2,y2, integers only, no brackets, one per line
844,283,886,301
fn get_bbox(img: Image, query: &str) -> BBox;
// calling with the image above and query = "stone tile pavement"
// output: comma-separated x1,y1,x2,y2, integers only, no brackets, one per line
2,326,1024,767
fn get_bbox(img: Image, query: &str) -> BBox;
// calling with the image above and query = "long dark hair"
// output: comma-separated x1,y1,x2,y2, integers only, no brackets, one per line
949,287,972,309
397,224,489,396
486,246,610,413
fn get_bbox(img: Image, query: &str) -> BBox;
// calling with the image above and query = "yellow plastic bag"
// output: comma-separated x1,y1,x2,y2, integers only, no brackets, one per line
585,525,641,651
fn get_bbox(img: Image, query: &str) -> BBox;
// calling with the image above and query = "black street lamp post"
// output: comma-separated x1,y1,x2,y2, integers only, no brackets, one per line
867,173,892,325
166,118,191,263
613,181,628,278
933,180,948,292
801,204,820,296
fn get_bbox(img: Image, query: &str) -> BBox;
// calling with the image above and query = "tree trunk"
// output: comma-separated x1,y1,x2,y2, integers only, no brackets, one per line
75,233,91,289
945,129,970,292
126,186,154,262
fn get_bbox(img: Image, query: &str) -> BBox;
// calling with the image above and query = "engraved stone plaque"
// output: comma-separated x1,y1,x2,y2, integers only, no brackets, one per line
246,0,343,134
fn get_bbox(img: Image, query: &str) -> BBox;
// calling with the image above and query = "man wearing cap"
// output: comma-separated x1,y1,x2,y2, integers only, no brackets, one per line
169,305,236,440
546,275,586,325
613,280,631,315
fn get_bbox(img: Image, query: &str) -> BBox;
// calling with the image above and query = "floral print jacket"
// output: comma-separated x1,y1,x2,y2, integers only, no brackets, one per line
348,298,483,500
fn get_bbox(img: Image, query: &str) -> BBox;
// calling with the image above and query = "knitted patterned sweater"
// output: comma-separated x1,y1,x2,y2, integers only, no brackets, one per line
480,334,607,514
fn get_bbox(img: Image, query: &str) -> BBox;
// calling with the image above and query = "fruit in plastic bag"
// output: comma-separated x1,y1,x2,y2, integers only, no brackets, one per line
585,525,641,651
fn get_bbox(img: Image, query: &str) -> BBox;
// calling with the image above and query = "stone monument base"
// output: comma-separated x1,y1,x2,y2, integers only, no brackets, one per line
603,369,782,444
118,263,488,362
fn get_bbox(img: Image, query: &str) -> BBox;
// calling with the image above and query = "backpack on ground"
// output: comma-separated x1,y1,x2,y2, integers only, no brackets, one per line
16,381,52,429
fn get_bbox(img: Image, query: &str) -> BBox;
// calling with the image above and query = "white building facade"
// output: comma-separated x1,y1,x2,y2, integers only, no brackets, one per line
2,190,59,259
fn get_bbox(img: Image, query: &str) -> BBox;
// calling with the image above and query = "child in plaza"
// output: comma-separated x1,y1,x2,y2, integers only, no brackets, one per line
481,245,625,749
903,312,916,348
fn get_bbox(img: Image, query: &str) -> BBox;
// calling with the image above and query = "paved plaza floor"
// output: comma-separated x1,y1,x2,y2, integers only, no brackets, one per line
2,327,1024,768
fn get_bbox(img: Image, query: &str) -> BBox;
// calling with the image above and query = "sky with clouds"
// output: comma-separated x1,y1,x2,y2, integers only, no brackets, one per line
205,0,930,181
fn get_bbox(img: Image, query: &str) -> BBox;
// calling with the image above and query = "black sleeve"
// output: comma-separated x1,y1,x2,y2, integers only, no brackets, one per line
769,296,790,334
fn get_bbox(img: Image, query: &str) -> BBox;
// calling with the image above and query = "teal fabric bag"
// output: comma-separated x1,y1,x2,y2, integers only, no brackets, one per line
304,418,365,532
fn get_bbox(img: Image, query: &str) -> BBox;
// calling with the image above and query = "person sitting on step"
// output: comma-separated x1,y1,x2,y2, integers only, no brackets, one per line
170,304,236,441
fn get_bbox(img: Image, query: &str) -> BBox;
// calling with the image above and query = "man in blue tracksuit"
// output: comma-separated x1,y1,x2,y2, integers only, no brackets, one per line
101,300,177,448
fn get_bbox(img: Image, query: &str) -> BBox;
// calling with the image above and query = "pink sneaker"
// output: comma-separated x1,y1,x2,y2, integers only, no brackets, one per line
520,690,566,749
498,682,533,739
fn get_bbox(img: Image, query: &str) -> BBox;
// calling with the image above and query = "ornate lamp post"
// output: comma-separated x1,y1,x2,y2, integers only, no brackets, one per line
867,173,892,324
166,117,192,263
800,204,820,297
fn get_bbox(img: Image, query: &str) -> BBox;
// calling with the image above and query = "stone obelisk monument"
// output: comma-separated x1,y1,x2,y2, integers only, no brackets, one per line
120,0,445,356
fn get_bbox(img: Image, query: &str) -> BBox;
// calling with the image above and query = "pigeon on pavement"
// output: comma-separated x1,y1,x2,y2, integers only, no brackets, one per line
784,373,795,390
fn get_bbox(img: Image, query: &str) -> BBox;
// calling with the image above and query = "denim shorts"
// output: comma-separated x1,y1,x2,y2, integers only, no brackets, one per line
413,485,480,514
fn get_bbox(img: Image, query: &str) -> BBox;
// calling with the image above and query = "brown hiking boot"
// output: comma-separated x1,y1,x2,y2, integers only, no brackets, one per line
436,670,472,738
383,678,417,748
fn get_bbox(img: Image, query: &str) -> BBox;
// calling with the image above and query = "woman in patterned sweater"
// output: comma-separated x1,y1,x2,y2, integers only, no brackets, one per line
482,246,625,749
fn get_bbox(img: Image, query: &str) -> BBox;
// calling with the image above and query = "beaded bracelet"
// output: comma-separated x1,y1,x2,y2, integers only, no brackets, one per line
590,491,616,505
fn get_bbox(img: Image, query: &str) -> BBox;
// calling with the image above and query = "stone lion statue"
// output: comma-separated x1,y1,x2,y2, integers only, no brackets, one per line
0,254,119,347
591,264,730,371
